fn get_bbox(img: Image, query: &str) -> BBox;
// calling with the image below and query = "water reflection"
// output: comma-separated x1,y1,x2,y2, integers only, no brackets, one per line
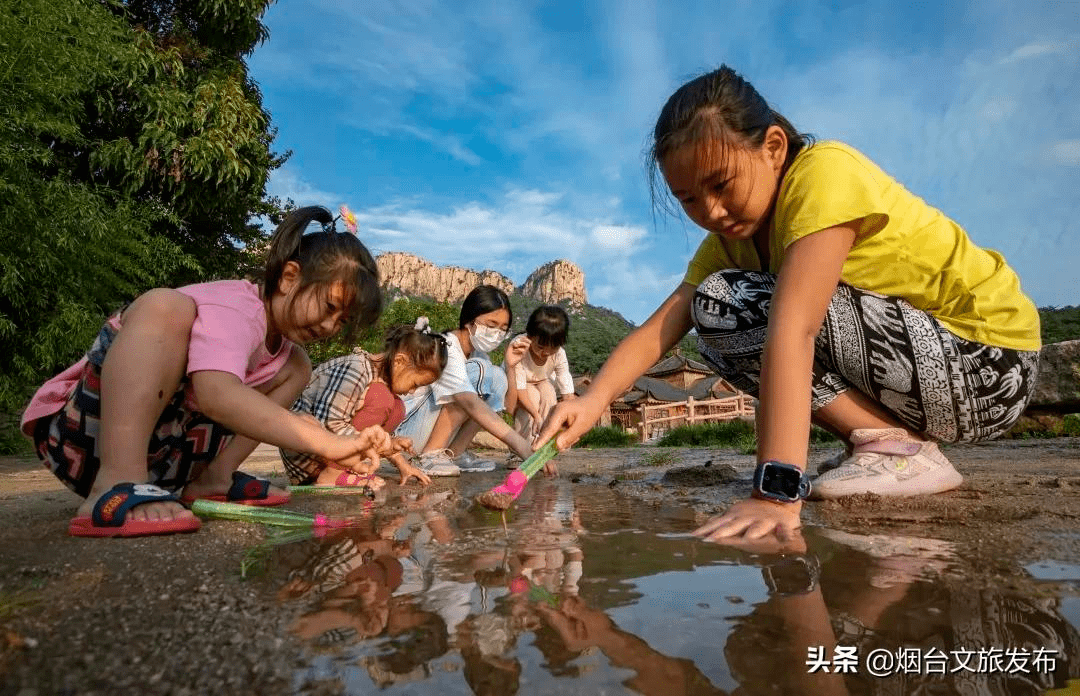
264,477,1080,695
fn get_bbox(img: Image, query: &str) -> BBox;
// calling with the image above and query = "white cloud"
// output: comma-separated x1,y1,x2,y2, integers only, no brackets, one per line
998,39,1074,65
338,186,675,322
266,166,343,210
1047,140,1080,166
394,124,484,166
590,225,647,251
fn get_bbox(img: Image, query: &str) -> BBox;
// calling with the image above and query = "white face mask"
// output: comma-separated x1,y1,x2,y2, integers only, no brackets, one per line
469,323,507,353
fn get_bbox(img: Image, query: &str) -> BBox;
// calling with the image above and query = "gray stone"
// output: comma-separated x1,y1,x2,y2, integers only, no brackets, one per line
1030,340,1080,412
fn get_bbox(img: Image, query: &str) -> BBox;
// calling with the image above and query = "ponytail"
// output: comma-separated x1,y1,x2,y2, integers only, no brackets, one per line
263,205,383,342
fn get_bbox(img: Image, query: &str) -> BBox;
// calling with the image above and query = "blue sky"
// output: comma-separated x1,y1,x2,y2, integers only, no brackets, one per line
249,0,1079,325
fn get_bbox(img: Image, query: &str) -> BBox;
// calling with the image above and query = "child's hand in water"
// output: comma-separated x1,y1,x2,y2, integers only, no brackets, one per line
392,453,431,486
692,498,802,549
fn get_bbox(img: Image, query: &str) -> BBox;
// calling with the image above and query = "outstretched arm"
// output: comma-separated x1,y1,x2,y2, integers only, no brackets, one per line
192,369,393,473
451,391,533,459
695,222,857,544
536,282,695,450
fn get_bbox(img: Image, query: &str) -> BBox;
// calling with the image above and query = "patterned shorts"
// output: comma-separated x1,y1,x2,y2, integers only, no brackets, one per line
31,318,233,498
692,270,1040,443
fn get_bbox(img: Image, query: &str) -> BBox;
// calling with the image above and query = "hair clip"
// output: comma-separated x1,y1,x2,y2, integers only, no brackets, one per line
339,205,359,235
414,316,431,333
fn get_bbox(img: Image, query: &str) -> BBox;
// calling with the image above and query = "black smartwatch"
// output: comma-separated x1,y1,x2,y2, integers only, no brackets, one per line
752,460,812,503
762,554,821,596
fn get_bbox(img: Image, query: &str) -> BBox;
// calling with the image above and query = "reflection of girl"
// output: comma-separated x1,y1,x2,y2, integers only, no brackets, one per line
289,553,406,645
396,285,535,476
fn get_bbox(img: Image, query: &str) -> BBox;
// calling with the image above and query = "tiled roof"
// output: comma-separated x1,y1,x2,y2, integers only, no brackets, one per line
645,354,712,376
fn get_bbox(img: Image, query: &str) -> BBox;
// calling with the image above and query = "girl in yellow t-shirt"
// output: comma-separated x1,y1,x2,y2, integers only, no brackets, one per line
537,65,1040,545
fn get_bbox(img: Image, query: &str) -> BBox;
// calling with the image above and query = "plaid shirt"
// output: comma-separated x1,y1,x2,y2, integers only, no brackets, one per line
281,350,375,483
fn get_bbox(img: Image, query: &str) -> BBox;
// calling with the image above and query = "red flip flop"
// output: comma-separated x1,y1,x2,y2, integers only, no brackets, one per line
181,471,290,507
69,482,201,538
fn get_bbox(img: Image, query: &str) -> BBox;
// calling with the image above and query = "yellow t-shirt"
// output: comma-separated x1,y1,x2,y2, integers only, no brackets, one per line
683,141,1040,351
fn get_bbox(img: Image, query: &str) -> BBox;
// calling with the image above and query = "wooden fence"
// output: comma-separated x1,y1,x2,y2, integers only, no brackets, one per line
636,394,756,443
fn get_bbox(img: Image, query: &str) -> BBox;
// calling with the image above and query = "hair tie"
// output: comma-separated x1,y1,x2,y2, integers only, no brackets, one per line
339,205,359,235
414,316,432,334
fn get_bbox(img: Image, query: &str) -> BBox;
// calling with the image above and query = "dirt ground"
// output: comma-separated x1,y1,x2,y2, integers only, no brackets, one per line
1,438,1078,695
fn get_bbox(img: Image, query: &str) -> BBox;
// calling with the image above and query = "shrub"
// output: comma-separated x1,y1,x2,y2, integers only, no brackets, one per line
1063,414,1080,437
576,425,637,448
655,421,756,447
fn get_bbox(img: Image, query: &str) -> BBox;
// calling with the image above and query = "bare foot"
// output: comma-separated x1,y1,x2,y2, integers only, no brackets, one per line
78,480,195,524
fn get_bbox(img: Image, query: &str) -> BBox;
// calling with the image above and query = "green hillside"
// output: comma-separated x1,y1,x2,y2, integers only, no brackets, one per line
1042,306,1080,344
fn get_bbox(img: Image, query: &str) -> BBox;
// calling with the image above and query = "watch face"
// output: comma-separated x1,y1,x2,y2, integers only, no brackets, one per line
761,463,803,499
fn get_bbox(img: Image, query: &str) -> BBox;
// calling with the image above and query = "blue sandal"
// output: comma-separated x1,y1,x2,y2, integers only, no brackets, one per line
69,482,201,538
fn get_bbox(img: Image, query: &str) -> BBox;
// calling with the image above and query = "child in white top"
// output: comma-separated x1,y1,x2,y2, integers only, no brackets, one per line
504,306,576,439
396,286,542,476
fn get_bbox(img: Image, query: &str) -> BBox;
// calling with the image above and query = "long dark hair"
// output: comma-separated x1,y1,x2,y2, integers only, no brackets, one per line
458,285,512,329
263,206,382,342
647,65,813,217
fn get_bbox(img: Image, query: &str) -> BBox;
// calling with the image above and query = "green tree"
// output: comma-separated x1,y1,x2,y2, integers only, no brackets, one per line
91,0,287,282
0,0,284,447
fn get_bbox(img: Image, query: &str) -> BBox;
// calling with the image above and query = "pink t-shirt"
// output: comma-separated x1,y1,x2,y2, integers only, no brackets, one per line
20,280,296,435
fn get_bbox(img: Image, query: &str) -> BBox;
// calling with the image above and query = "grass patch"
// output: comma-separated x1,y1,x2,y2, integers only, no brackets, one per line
655,421,839,450
734,432,757,455
655,421,756,447
643,450,678,467
576,425,637,448
0,588,41,619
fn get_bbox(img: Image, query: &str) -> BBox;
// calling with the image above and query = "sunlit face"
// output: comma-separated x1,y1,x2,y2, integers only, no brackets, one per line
273,262,351,345
662,128,786,243
390,353,439,395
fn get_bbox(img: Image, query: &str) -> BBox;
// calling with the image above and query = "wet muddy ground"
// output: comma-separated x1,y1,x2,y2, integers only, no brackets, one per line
2,438,1079,695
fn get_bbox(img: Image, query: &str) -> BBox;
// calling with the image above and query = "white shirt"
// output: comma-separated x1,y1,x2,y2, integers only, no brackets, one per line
508,334,574,396
430,331,490,405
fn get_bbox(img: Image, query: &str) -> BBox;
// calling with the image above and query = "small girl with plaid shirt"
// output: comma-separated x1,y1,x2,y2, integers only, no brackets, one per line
282,320,448,488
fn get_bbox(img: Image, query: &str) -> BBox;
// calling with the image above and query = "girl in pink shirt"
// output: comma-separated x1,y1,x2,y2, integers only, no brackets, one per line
21,206,398,537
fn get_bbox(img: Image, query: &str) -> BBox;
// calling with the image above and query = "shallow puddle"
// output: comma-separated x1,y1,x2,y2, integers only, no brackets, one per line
259,475,1080,695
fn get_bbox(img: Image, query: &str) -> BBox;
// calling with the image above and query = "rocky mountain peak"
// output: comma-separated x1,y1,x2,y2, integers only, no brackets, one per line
520,259,586,305
375,252,586,306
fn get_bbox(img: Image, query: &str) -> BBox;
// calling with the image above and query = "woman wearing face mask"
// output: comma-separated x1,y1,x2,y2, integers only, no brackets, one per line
395,285,538,476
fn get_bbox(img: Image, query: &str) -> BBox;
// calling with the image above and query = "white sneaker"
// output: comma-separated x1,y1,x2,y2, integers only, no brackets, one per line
415,450,461,477
453,450,496,473
811,428,962,499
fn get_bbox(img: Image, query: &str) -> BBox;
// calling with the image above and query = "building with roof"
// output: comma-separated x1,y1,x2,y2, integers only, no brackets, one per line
591,351,754,440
